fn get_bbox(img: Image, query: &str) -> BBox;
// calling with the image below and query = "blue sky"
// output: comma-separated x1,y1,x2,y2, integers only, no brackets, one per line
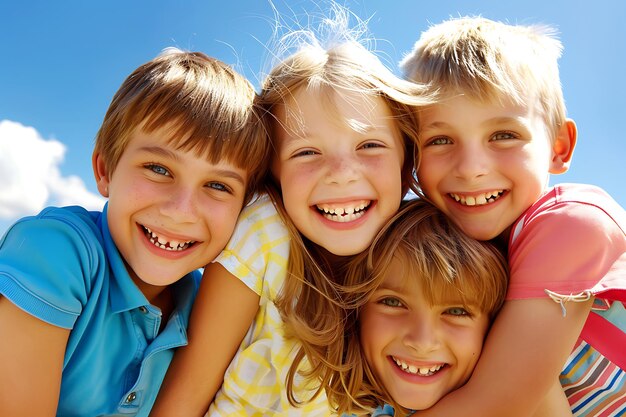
1,0,624,236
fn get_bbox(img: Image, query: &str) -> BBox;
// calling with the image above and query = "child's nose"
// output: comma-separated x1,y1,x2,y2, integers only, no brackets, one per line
401,315,441,353
160,186,200,223
454,143,490,180
324,155,359,185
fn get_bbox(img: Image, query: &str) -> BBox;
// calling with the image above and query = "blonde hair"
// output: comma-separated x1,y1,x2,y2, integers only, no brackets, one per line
326,199,508,415
94,48,269,203
401,16,566,140
257,5,435,407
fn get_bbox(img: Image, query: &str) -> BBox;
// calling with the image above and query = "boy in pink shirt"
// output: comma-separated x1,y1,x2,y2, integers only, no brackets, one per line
402,16,626,416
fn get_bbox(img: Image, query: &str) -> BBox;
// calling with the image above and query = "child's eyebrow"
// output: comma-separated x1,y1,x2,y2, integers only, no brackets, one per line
375,277,408,293
421,117,530,131
212,169,246,186
289,125,396,142
139,145,180,161
139,146,246,184
345,119,396,135
485,116,530,127
420,120,450,131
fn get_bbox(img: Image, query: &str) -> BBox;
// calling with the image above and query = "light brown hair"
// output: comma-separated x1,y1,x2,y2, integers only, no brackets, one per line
401,16,566,140
256,6,436,407
94,48,269,202
328,198,508,415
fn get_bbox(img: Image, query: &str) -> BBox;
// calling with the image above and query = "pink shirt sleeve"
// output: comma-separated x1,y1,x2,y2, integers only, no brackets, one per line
507,185,626,300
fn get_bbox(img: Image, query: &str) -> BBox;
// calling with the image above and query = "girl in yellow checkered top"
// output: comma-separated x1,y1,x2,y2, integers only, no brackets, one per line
149,4,434,417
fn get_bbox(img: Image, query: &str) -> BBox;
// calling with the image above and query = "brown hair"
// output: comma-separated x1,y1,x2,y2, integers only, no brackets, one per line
94,48,270,202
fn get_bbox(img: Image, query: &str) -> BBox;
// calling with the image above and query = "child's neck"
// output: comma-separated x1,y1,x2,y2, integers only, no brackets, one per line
130,274,175,327
152,286,174,328
313,245,359,281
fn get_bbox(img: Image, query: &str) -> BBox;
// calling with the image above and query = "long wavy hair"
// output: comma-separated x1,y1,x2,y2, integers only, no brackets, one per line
255,3,435,408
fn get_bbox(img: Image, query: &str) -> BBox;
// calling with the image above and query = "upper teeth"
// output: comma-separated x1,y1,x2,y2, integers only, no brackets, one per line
450,190,504,206
144,226,194,251
317,200,370,222
392,356,444,376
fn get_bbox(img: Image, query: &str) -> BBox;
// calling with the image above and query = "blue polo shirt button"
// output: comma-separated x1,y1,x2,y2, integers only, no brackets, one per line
138,306,148,314
125,392,137,403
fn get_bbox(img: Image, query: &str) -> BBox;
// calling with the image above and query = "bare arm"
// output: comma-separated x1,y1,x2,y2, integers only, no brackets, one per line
413,296,592,417
412,199,617,417
0,296,70,417
150,263,260,417
531,378,573,417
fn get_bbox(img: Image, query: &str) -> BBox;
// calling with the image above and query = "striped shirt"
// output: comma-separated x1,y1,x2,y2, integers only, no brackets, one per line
560,299,626,416
561,340,625,416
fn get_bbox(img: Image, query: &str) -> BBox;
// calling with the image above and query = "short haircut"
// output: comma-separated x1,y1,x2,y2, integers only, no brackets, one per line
401,16,566,139
94,48,269,202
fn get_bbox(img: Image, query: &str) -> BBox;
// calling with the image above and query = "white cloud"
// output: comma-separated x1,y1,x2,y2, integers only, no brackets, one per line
0,120,106,230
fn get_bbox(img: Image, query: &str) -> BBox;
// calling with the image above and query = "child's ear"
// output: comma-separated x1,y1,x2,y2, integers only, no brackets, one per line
92,151,111,198
549,119,577,174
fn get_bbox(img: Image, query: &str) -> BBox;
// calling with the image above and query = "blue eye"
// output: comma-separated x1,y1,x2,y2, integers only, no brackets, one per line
427,136,452,146
360,141,384,149
445,307,469,316
146,164,170,176
293,149,318,158
207,182,231,193
491,131,518,141
380,297,403,308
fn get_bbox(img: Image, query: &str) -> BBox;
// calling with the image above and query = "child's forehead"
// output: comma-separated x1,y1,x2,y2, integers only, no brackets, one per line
284,84,384,111
131,120,247,167
131,120,191,147
441,88,535,107
279,86,393,133
377,255,431,293
423,91,546,124
379,252,490,309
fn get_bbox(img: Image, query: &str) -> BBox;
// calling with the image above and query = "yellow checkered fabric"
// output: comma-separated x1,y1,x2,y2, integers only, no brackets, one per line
207,195,335,416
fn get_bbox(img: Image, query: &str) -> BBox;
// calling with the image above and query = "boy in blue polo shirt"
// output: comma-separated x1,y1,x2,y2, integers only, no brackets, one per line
0,48,269,417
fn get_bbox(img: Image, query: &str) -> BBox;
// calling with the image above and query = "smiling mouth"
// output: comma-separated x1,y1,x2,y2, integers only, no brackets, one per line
315,200,371,222
142,226,195,251
392,356,445,376
449,190,505,206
